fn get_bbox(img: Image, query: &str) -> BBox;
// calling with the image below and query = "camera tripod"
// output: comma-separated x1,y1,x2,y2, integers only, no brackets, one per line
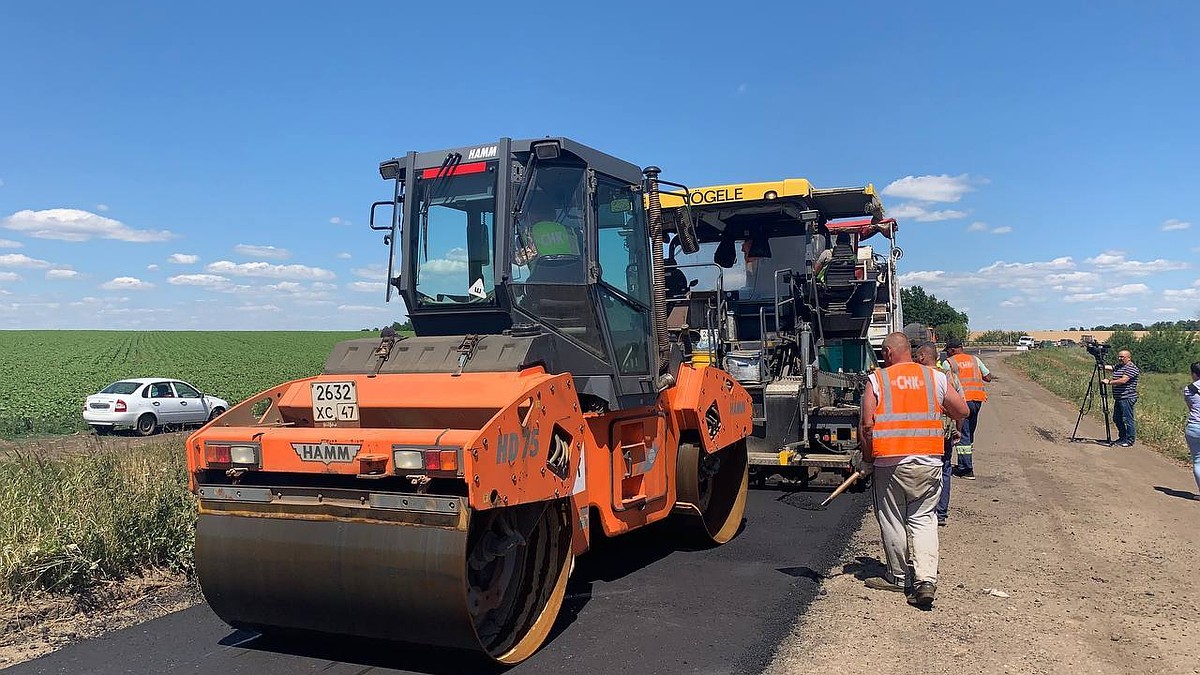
1070,356,1113,443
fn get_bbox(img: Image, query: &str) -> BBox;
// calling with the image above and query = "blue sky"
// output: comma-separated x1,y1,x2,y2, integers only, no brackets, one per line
1,1,1197,331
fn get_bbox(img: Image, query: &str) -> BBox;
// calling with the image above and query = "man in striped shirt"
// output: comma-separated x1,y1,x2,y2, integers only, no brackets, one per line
1103,350,1139,447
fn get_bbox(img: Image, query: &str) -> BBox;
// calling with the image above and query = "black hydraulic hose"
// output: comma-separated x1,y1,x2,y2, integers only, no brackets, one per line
644,167,669,380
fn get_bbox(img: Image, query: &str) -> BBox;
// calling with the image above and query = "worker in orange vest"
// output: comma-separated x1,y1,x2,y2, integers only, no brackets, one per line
941,339,996,480
858,332,968,607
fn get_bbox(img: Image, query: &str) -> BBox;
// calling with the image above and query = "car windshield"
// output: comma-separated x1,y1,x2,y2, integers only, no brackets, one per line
101,381,142,394
412,162,497,306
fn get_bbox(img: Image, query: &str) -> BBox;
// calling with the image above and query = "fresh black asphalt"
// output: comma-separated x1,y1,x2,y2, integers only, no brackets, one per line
12,487,868,675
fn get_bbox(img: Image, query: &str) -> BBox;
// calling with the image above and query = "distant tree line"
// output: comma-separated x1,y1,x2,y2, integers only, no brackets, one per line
361,319,413,333
1102,329,1200,373
901,286,969,342
974,330,1026,344
1066,319,1200,332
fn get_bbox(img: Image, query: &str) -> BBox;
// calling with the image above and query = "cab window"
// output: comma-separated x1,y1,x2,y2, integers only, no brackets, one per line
595,176,650,306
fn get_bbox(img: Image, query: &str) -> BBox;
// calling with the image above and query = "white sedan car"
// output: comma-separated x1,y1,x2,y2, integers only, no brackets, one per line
83,378,229,436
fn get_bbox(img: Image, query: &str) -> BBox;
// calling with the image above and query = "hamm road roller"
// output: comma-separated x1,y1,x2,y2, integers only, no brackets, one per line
186,137,753,664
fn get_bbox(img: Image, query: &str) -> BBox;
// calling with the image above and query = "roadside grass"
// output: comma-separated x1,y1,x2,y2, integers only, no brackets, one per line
0,439,194,601
1011,348,1191,462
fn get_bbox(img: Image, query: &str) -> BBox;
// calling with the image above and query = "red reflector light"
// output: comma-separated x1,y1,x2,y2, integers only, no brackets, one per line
206,444,232,464
424,450,442,471
115,399,127,412
439,450,458,472
420,161,488,180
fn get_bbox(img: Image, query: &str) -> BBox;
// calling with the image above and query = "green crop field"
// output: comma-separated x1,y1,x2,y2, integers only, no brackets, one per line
0,331,374,438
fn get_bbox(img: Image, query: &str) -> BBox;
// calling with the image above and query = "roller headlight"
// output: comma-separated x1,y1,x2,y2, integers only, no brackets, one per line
393,448,424,471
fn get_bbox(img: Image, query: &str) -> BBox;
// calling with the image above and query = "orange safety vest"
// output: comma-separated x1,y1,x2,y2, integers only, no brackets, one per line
948,353,987,402
872,362,944,458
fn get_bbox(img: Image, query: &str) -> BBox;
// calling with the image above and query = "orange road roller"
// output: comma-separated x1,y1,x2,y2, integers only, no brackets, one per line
186,137,752,663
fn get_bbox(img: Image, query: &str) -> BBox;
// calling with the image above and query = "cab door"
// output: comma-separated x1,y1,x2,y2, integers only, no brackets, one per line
594,175,653,386
171,381,209,423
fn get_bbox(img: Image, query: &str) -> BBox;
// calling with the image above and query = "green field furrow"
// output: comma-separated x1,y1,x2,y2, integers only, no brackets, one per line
0,331,372,438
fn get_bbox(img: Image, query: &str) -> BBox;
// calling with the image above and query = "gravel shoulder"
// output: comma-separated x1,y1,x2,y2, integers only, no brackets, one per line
767,353,1200,675
0,573,200,668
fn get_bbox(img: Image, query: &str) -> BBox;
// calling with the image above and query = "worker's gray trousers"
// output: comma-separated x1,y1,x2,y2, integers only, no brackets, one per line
872,462,942,586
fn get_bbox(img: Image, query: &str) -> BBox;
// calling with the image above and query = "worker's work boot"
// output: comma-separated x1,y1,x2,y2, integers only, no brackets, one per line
908,581,936,607
864,577,906,594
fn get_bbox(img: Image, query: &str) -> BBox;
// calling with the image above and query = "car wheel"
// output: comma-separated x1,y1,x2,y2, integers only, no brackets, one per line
136,413,158,436
208,407,226,422
91,424,112,436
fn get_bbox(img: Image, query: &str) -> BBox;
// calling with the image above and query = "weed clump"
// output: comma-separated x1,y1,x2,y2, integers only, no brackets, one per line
0,439,194,599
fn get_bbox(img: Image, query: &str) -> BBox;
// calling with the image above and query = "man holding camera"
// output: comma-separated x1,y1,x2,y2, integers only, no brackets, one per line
1103,350,1140,447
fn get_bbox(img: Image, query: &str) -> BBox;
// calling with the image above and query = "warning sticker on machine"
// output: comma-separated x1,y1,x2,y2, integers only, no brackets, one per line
311,381,359,422
468,278,486,299
571,447,586,495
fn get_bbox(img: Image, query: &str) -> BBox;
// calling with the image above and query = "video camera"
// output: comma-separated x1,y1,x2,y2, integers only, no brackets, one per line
1085,341,1109,361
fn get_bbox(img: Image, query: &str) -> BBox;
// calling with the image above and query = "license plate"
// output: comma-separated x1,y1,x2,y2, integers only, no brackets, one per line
90,402,110,409
311,381,359,422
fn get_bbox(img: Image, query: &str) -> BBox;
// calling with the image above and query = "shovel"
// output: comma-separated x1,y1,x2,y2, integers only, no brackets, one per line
820,470,866,508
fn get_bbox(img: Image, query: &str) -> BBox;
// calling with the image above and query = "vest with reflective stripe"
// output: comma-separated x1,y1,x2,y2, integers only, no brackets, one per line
949,353,987,402
873,362,944,458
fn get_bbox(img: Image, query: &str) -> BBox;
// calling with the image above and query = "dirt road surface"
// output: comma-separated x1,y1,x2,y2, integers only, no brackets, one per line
768,354,1200,675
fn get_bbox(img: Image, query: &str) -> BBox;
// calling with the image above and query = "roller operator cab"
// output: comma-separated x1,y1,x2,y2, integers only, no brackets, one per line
186,138,753,664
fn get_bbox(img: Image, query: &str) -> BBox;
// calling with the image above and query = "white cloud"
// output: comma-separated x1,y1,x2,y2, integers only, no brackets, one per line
0,239,21,248
1084,250,1189,276
206,260,335,281
888,203,968,222
966,222,988,232
46,269,79,280
352,264,388,281
348,281,381,293
999,297,1024,308
1163,288,1200,301
990,226,1012,235
421,258,468,275
96,204,109,212
336,304,389,312
1162,218,1192,232
234,304,281,312
330,216,351,226
1,208,174,242
883,174,974,203
1110,283,1151,295
0,253,53,268
167,274,233,289
146,264,160,271
234,244,291,259
265,281,302,292
336,252,352,260
169,253,199,264
898,270,947,285
1154,307,1180,313
1064,283,1151,303
1163,280,1200,301
0,272,21,282
100,276,154,291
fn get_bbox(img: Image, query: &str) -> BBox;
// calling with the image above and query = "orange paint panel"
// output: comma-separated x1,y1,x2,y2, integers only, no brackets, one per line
665,364,754,454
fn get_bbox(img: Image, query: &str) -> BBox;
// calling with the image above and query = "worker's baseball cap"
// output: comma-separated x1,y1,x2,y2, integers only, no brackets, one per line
946,339,963,349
